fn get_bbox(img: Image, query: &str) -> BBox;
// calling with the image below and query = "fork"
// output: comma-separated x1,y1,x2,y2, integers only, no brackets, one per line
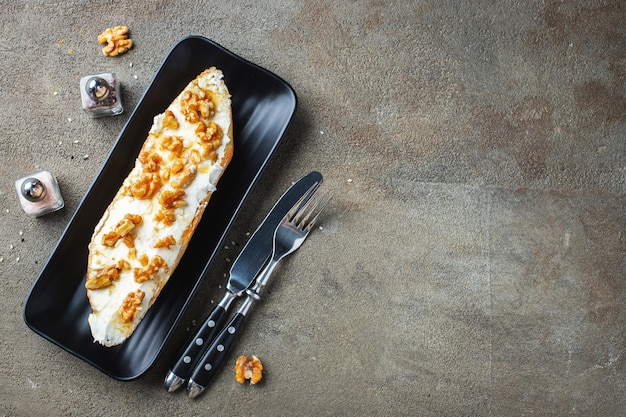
186,186,330,398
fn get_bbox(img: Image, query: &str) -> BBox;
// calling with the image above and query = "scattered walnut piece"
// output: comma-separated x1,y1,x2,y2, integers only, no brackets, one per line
169,159,185,175
159,188,186,209
117,214,143,235
188,149,202,164
199,122,223,161
138,149,162,173
102,214,143,246
102,231,121,247
138,254,149,267
161,135,185,156
198,98,215,119
154,235,176,249
121,233,135,249
86,265,122,290
116,259,131,270
133,255,167,283
98,25,133,56
155,209,176,226
171,164,197,189
180,86,215,123
235,355,263,385
129,172,161,199
162,110,179,130
118,289,145,323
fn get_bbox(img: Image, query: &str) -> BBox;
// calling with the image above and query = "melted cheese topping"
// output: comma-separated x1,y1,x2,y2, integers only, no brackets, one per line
86,68,232,346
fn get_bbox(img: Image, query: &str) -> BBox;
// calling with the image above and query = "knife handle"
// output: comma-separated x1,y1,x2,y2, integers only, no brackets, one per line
165,292,236,392
187,297,254,398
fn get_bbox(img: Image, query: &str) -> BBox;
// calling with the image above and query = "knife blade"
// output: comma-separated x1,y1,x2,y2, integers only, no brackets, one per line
164,171,323,392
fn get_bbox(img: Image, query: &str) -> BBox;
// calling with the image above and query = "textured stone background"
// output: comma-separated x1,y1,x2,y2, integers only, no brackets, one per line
0,1,624,416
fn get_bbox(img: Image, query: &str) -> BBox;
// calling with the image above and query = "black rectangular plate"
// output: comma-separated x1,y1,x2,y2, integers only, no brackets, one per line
23,36,297,380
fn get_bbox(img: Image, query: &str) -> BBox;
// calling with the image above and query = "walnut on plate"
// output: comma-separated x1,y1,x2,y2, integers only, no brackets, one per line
98,25,133,56
118,289,145,323
235,355,263,385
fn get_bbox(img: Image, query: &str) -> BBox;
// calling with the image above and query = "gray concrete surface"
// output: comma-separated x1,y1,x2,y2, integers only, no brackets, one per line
1,1,625,416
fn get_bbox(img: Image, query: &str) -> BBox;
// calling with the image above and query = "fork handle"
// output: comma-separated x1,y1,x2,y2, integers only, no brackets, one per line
165,292,236,392
187,296,254,398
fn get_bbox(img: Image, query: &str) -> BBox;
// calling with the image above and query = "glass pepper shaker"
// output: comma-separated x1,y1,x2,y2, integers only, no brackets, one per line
80,72,123,117
15,171,65,217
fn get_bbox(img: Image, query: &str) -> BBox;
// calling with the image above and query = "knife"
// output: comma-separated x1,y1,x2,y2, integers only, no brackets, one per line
164,171,323,392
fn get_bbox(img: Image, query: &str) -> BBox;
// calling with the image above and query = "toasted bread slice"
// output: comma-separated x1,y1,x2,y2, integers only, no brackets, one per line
86,67,233,346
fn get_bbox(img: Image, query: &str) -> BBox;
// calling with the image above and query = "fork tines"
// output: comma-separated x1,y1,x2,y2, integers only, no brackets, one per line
292,189,331,231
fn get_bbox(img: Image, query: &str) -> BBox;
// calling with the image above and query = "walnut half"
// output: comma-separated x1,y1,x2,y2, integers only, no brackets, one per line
97,25,133,57
118,289,145,323
235,355,263,385
85,265,122,290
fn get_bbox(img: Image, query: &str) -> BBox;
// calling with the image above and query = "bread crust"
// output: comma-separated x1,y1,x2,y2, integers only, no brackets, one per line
86,68,233,346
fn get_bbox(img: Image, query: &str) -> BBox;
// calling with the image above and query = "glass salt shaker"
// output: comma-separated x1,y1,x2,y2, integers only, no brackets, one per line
80,73,123,117
15,171,65,217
